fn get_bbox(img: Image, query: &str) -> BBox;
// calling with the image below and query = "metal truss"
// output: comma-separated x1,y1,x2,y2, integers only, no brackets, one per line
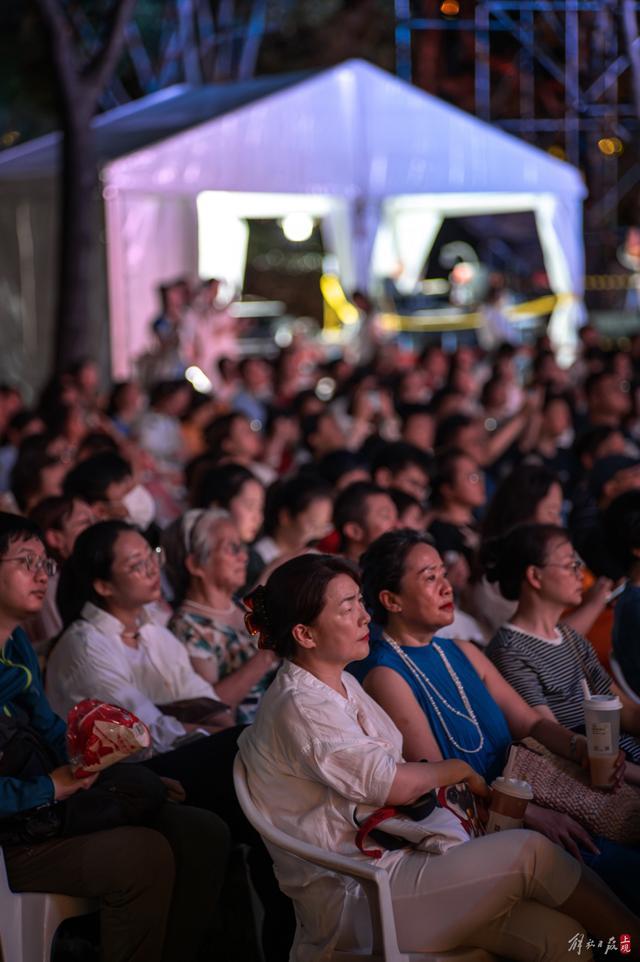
395,0,640,274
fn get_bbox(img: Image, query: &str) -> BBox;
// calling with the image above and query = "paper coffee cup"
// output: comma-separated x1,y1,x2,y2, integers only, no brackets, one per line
583,695,622,790
487,777,533,833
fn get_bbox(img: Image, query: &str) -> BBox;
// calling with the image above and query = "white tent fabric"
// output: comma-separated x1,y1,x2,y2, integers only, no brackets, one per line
104,59,586,374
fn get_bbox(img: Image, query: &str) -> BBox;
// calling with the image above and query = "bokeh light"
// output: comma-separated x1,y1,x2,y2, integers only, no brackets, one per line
597,137,623,156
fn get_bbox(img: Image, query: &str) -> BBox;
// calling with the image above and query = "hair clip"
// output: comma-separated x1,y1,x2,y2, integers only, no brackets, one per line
244,588,272,650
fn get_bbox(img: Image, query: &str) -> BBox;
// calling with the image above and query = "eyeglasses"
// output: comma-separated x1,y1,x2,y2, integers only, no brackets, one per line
218,540,246,557
0,554,58,577
540,558,585,576
125,546,165,578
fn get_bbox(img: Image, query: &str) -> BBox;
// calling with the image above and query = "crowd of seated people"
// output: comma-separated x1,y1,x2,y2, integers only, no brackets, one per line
1,329,640,959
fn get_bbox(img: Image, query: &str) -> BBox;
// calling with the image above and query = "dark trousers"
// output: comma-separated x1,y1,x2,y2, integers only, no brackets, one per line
144,726,296,962
5,802,230,962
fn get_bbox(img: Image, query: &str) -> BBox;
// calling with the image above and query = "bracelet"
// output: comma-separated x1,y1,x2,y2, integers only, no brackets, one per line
568,734,579,760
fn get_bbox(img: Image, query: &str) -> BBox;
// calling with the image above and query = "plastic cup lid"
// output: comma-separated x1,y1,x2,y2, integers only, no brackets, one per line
491,777,534,800
583,694,622,711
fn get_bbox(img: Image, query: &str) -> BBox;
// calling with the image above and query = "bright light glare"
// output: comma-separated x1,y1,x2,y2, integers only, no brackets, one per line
316,377,336,401
281,212,314,243
185,366,212,394
274,328,293,347
197,194,249,289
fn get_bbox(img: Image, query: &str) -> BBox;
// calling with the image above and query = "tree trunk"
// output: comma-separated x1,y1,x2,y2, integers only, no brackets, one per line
34,0,138,375
55,104,98,369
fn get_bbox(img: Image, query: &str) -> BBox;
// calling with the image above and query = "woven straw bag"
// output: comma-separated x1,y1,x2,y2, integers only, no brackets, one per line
509,738,640,844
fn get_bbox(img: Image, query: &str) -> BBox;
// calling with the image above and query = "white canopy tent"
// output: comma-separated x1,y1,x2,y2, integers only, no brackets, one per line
104,58,587,375
0,59,587,389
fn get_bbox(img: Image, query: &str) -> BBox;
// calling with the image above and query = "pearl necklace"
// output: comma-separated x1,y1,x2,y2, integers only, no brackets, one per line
383,634,485,755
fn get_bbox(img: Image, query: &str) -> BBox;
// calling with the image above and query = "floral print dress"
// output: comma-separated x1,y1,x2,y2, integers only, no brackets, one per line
169,601,273,724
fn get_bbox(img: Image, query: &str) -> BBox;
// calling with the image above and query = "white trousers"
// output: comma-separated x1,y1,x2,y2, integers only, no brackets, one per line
384,830,587,962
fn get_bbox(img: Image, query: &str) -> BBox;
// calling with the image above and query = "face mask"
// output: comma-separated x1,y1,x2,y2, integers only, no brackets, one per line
122,484,156,531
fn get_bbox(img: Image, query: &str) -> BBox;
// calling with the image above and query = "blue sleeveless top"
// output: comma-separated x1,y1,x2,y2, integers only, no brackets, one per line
350,634,511,782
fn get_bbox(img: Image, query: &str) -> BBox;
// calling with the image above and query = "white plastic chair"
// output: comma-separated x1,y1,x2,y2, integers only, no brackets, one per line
0,847,95,962
610,654,640,705
233,755,496,962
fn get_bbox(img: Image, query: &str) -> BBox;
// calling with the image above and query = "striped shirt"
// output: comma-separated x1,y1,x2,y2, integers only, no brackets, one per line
487,621,640,762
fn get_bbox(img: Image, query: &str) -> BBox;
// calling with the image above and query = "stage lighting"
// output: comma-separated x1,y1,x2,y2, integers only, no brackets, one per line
281,212,314,243
185,366,212,394
440,0,460,15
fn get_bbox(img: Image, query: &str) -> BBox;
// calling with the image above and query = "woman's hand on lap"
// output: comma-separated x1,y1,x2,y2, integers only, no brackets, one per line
159,777,186,803
50,765,98,800
524,804,599,861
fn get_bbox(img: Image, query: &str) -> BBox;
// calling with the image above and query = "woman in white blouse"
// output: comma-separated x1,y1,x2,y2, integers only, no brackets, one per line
46,520,233,752
239,553,639,962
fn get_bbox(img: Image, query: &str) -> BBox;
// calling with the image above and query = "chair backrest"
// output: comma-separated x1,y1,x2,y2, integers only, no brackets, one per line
232,754,409,962
610,654,640,705
233,754,385,882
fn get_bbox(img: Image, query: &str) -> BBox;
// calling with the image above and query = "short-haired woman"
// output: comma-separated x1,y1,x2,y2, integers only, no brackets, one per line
164,509,277,724
239,553,639,961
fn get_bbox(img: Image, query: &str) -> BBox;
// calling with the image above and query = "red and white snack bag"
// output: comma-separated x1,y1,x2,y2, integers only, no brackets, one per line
67,700,151,778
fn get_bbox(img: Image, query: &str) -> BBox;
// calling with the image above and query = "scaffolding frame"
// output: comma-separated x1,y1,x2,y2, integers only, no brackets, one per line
394,0,640,273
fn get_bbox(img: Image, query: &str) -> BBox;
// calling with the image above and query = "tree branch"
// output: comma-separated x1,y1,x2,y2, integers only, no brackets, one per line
82,0,138,101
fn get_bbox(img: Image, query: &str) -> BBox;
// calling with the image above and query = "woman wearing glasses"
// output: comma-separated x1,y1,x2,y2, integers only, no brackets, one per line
355,528,640,913
46,520,232,752
0,512,231,962
163,509,277,724
485,523,640,770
